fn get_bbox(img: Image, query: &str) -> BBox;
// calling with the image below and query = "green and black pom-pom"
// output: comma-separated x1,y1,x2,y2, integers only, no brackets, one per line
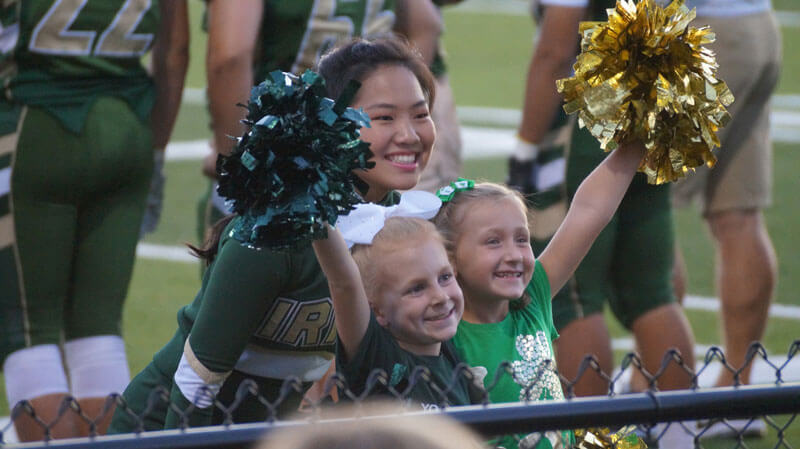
217,69,374,250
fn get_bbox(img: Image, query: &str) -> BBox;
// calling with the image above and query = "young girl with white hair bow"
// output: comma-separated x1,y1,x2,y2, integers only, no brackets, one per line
311,191,477,409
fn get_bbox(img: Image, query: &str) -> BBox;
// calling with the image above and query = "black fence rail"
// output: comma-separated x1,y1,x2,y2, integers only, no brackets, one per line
2,342,799,449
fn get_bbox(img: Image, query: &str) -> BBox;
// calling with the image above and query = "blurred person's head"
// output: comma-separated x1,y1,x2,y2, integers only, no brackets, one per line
257,402,486,449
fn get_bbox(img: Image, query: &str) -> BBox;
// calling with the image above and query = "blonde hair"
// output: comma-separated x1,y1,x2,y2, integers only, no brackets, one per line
257,402,487,449
350,217,444,303
433,182,533,309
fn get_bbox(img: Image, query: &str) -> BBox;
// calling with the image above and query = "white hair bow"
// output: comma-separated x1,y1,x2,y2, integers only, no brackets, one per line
337,190,442,248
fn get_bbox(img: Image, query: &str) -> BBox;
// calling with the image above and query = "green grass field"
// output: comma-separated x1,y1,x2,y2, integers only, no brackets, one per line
2,3,798,445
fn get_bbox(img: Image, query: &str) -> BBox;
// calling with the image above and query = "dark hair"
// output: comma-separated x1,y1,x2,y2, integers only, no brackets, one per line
187,214,235,265
190,36,436,265
317,36,436,109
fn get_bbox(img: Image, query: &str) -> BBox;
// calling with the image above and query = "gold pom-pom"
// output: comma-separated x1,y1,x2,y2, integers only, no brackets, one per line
556,0,734,184
574,427,648,448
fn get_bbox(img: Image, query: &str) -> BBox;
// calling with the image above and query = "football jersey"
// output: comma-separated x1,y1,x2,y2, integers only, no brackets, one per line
2,0,159,133
535,0,616,22
664,0,772,16
251,0,396,83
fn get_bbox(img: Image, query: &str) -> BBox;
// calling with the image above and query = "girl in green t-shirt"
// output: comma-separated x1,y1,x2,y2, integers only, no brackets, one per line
433,140,646,448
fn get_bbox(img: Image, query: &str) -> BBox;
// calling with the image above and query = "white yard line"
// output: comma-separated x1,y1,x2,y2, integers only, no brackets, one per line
137,242,800,321
446,0,800,27
449,0,530,16
685,295,800,320
610,352,800,388
0,418,15,444
178,91,800,150
773,94,800,109
182,90,800,111
164,139,210,161
610,339,800,386
165,113,800,164
457,105,800,129
777,10,800,27
136,242,197,263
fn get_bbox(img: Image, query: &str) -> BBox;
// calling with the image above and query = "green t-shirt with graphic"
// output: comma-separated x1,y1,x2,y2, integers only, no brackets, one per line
2,0,158,133
453,260,574,449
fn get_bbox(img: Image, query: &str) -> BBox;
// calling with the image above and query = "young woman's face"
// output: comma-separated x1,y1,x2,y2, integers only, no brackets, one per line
351,64,435,202
372,236,463,356
453,197,535,310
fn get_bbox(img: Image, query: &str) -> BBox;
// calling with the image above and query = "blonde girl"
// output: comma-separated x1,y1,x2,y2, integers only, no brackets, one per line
312,195,476,409
434,141,646,448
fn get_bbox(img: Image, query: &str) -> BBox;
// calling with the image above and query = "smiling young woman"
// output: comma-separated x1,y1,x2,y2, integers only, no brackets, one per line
108,37,443,433
352,64,436,202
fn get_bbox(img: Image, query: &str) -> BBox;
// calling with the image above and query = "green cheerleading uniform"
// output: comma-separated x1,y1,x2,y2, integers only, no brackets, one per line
0,0,157,362
530,0,675,332
428,0,456,79
453,261,574,449
110,192,401,432
198,0,396,244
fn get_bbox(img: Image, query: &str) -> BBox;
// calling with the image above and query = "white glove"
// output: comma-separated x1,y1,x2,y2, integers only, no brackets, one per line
140,149,166,237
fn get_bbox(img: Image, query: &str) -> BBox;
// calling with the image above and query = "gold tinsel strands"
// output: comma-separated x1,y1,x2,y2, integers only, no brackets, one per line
556,0,734,184
574,427,648,449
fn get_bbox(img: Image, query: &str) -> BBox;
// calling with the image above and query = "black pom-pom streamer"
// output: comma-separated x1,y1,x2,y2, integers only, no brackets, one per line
216,70,374,249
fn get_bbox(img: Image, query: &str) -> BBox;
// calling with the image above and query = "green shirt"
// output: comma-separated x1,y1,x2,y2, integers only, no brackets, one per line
2,0,158,133
337,314,474,410
453,260,573,449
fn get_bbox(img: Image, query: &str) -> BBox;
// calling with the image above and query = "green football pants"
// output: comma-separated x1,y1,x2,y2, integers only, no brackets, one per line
0,97,152,362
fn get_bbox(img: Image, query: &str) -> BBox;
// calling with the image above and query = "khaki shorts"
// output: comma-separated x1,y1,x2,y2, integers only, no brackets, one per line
672,11,781,215
416,75,463,193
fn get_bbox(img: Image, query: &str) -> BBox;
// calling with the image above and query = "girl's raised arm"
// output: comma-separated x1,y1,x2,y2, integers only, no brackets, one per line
312,227,371,362
538,141,645,295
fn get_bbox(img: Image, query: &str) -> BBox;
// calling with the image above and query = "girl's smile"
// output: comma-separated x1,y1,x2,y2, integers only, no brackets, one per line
453,197,535,323
372,235,464,356
385,152,421,170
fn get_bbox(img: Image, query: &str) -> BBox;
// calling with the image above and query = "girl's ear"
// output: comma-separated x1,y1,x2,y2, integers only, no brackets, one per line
370,300,390,327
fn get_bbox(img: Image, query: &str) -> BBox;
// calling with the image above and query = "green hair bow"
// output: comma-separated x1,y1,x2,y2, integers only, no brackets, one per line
436,178,475,203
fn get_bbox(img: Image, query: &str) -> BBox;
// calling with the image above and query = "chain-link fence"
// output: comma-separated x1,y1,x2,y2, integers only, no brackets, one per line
2,341,799,449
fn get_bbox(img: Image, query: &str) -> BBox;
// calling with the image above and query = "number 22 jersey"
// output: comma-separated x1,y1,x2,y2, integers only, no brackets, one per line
1,0,159,133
